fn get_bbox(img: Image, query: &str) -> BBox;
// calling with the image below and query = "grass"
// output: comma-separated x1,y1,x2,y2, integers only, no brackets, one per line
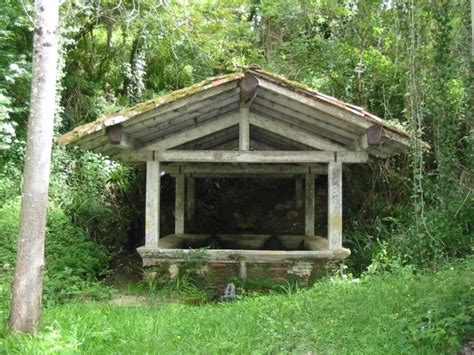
0,258,473,354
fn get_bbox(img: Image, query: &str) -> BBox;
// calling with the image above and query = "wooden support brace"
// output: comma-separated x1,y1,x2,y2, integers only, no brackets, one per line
239,107,250,150
328,162,342,249
175,174,185,235
305,173,315,237
145,161,160,247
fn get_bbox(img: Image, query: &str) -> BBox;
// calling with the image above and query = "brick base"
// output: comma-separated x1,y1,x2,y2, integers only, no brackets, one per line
142,257,341,290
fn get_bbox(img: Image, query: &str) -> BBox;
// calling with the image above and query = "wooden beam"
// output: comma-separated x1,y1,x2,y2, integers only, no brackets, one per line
249,113,347,151
305,173,315,237
171,173,302,179
119,150,368,164
175,174,185,234
240,74,258,107
136,94,239,142
145,161,160,247
253,99,357,142
186,177,195,226
257,77,371,129
163,163,327,175
328,162,342,249
239,107,250,150
155,150,336,163
106,124,136,149
142,112,240,151
336,151,369,163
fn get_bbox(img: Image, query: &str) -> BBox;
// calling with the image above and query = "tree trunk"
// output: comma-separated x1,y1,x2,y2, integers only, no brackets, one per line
9,0,60,333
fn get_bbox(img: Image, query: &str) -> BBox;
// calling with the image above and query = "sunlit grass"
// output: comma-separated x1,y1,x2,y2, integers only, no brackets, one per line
1,258,473,354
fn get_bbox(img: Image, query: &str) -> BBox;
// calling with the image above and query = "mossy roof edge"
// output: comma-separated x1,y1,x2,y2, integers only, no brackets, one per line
57,72,245,146
248,67,412,142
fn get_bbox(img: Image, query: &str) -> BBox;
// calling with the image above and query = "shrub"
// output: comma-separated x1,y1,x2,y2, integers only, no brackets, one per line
0,198,111,305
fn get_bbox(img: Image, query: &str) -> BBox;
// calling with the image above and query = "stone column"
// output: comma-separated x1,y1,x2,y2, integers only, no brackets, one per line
145,161,160,247
328,162,342,249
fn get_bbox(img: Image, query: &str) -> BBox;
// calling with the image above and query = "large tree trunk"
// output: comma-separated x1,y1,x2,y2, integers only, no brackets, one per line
9,0,60,333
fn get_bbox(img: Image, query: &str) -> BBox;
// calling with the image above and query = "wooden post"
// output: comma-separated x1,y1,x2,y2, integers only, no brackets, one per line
295,178,304,209
328,162,342,249
186,176,195,227
175,174,185,234
239,107,250,150
145,161,160,247
305,173,315,237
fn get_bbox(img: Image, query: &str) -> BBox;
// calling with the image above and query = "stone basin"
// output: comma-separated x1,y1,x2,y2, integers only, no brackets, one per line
277,235,305,250
217,234,272,250
177,234,211,248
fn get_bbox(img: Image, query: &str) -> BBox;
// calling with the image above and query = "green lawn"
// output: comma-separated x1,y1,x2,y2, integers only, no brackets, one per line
1,259,473,354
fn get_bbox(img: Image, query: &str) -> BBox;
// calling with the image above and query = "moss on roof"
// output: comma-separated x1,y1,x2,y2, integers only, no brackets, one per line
57,72,244,145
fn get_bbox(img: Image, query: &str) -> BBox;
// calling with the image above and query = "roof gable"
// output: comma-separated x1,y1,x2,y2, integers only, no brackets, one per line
58,67,411,161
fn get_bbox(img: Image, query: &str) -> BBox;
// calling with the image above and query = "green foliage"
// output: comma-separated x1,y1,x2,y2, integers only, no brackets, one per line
0,198,111,305
1,258,472,353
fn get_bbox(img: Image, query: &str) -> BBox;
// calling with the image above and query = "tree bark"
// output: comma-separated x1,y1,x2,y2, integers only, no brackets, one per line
9,0,60,333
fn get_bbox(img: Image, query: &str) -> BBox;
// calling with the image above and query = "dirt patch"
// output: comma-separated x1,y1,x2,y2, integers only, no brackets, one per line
109,294,148,307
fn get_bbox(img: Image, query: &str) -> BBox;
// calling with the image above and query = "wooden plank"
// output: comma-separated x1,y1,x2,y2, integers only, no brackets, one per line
65,83,240,150
251,126,311,151
175,174,185,234
305,173,315,237
257,78,371,129
252,104,352,145
328,162,342,249
249,113,347,151
176,126,239,150
336,151,368,163
239,107,250,150
145,161,160,247
154,150,336,163
257,87,364,134
143,112,240,151
163,163,327,175
132,94,239,141
257,83,410,147
171,173,302,179
123,81,239,130
186,177,195,226
253,97,357,141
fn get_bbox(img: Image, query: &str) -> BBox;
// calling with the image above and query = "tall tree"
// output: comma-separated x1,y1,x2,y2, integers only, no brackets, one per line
9,0,60,333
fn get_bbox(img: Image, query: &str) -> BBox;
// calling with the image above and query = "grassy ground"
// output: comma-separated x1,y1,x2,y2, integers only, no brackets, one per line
0,258,473,354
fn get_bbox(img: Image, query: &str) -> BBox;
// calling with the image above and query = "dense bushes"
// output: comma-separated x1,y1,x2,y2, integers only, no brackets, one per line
345,182,473,273
0,198,111,305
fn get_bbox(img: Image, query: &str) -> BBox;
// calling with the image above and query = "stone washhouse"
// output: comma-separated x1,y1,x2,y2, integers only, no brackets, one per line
59,68,410,286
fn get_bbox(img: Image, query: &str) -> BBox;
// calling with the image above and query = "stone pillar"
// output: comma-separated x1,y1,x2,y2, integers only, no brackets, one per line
328,162,342,249
175,174,185,235
145,161,160,247
305,173,315,237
